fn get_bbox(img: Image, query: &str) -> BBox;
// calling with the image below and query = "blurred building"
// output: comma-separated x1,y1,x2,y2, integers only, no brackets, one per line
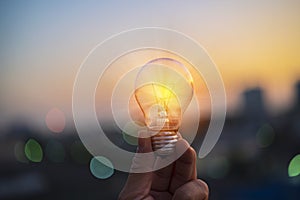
295,81,300,108
243,87,266,121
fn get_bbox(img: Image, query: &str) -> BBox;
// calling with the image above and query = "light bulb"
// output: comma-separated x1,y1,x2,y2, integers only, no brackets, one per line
134,58,194,155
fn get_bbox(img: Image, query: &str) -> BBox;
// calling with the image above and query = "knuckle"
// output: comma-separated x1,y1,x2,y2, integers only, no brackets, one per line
196,179,209,198
177,191,194,200
183,192,194,200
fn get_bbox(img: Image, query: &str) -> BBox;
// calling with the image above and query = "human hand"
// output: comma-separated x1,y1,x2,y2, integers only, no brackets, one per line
119,131,209,200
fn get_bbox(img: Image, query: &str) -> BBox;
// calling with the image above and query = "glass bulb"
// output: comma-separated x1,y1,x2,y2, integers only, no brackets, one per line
134,58,194,155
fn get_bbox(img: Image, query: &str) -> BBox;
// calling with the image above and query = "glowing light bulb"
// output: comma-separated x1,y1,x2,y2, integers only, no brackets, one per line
134,58,194,155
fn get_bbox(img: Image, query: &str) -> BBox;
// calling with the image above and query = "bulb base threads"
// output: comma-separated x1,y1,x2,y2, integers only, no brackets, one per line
151,131,178,156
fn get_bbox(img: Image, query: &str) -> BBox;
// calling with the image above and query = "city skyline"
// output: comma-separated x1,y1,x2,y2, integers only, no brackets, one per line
1,0,300,126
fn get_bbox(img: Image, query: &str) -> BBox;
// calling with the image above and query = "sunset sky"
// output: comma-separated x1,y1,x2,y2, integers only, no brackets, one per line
1,0,300,127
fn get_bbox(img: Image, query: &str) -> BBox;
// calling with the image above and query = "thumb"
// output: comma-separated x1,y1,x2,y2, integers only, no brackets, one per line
119,130,155,200
131,130,155,172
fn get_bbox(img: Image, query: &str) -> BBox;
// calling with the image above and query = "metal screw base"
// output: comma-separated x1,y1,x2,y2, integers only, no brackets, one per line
151,131,178,156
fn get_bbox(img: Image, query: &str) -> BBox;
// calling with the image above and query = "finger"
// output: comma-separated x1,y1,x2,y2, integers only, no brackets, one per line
151,162,174,191
149,191,172,200
130,130,155,173
142,196,155,200
172,179,209,200
169,139,197,193
137,129,153,153
119,131,154,200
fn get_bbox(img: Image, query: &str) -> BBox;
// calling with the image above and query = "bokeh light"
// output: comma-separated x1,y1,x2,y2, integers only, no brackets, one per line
24,139,43,162
90,156,114,179
45,108,66,133
207,156,230,179
288,154,300,177
70,140,91,164
45,140,66,163
256,124,275,148
14,141,28,163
